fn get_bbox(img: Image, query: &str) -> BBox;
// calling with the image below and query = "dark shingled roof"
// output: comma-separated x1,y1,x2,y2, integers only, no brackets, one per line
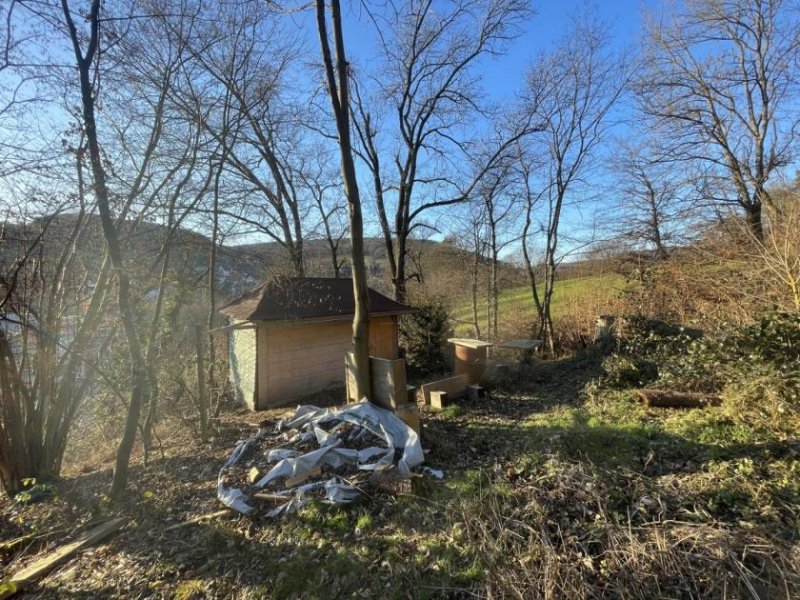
219,277,415,322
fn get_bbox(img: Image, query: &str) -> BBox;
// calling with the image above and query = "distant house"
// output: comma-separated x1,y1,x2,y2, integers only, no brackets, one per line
219,277,414,410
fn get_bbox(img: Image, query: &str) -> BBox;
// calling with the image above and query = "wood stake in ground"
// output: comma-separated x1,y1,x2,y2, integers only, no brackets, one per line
0,518,126,599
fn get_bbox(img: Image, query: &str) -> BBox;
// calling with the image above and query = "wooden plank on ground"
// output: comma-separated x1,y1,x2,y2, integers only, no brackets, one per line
0,517,126,599
163,509,231,532
418,374,469,406
430,391,448,411
345,352,358,403
285,466,322,488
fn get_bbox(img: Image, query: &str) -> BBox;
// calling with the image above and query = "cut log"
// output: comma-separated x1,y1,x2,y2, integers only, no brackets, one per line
285,466,322,488
635,389,721,409
0,517,126,599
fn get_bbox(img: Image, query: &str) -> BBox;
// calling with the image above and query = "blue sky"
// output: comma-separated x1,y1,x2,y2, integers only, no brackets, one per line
481,0,646,99
1,0,657,257
327,1,655,254
341,0,650,99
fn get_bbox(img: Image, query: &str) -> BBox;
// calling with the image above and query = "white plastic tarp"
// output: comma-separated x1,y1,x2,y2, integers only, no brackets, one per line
217,401,425,517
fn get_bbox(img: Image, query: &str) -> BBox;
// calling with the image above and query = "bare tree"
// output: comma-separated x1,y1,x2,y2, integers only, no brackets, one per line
0,202,116,495
171,0,309,276
479,163,518,341
637,0,800,240
517,150,544,320
352,0,531,301
299,149,347,278
315,0,371,400
613,141,696,260
463,207,488,340
58,0,151,497
523,15,627,353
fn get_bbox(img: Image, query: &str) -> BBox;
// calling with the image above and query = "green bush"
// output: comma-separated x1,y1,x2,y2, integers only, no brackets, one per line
716,313,800,433
603,312,800,434
601,355,658,388
399,298,452,375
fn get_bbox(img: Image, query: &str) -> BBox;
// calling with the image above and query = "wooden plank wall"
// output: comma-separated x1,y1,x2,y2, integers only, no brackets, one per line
368,315,398,360
257,315,398,408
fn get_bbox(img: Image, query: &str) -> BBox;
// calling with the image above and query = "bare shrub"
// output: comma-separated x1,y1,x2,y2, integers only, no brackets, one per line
623,222,795,330
751,201,800,311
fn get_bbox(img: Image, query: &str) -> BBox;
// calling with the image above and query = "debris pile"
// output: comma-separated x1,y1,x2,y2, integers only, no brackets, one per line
217,402,434,517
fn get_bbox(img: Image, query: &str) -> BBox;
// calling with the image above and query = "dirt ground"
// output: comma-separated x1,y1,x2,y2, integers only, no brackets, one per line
2,350,798,598
0,353,597,598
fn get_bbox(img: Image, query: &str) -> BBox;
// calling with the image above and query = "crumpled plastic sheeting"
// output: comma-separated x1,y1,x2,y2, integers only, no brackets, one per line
218,401,426,517
217,431,267,515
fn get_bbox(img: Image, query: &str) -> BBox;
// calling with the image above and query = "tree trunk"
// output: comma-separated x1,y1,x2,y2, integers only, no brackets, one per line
316,0,371,400
195,325,209,441
745,202,764,242
207,157,223,406
141,249,171,462
289,240,305,277
471,251,482,339
394,233,407,303
541,257,556,355
521,174,542,329
62,0,149,498
489,218,499,342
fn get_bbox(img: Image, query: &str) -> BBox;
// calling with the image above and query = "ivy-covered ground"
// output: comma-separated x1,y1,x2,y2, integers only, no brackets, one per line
1,315,799,598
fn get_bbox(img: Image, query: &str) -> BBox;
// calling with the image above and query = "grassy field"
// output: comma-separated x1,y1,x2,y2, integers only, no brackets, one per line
451,274,627,337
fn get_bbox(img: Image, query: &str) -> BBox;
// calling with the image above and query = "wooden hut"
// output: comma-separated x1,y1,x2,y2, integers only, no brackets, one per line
219,277,414,410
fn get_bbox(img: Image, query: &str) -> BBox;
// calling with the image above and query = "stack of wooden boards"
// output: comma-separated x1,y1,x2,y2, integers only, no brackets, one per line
345,353,420,434
345,338,500,434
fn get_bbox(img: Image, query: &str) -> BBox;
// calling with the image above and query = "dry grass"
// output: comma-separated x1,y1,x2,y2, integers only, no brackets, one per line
450,458,799,599
2,345,798,598
453,274,628,356
624,214,800,331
